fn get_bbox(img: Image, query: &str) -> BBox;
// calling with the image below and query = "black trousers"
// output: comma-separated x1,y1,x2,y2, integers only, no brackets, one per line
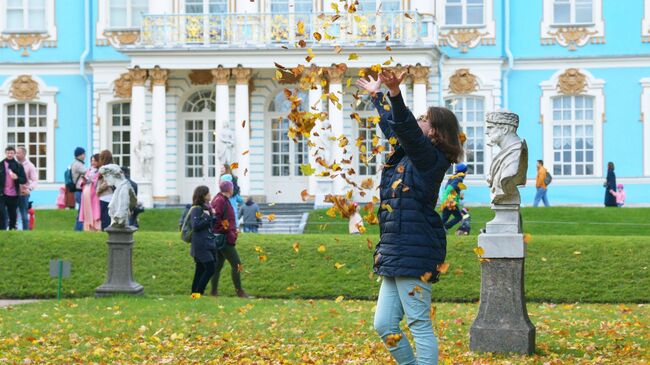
441,207,463,230
191,260,216,295
211,244,242,294
100,200,111,230
0,195,19,230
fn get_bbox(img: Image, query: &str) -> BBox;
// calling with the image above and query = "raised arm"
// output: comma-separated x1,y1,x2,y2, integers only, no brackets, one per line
356,77,396,140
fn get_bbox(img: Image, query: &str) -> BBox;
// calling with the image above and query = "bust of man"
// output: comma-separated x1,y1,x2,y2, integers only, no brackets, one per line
485,111,528,205
99,164,137,228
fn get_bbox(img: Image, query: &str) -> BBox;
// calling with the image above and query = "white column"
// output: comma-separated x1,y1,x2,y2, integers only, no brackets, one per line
149,0,172,13
212,67,231,182
233,67,252,196
327,65,347,195
129,66,152,207
308,69,323,197
150,66,168,204
412,65,430,117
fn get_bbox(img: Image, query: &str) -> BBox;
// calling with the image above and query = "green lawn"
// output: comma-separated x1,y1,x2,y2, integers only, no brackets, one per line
0,297,646,364
305,206,650,236
0,231,648,302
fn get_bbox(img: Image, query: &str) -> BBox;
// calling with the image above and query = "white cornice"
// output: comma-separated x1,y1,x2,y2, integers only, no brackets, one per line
0,63,80,74
512,55,650,70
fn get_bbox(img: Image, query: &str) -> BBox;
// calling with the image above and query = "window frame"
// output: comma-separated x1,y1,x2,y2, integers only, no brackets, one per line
641,78,650,176
541,0,604,49
444,0,485,27
5,102,49,181
551,0,594,26
445,95,487,177
549,95,596,176
267,89,309,178
109,102,132,169
4,0,47,32
107,0,149,29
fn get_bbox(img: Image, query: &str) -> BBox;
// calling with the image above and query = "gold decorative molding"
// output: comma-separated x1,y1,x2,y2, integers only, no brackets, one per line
439,28,489,53
114,72,133,98
1,32,48,56
103,29,141,47
544,27,601,51
557,68,587,95
411,65,430,84
326,64,348,84
10,75,39,100
391,65,411,81
129,66,148,86
149,66,169,86
189,70,214,85
211,66,231,84
232,67,252,85
449,69,478,94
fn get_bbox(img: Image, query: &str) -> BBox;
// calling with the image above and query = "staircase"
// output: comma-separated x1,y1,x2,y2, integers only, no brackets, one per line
256,203,312,234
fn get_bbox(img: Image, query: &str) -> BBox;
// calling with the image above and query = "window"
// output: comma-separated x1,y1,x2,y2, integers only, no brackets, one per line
553,0,592,25
270,0,289,13
357,0,376,11
110,103,131,168
551,96,595,176
445,0,484,26
185,0,227,13
294,0,312,12
268,90,309,177
355,97,389,176
446,96,485,175
383,0,401,11
6,0,46,31
182,90,217,178
109,0,148,28
6,103,48,181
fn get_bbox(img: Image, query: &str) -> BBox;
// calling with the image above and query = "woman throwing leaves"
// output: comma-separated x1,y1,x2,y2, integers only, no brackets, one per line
357,70,464,364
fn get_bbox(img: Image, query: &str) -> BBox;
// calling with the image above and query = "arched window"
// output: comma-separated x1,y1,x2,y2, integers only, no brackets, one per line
268,89,309,177
5,102,48,180
182,89,216,112
355,96,389,176
446,96,485,176
182,89,216,178
551,95,595,176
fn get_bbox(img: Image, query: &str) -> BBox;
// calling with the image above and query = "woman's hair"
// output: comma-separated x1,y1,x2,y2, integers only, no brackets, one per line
608,162,615,170
91,153,100,163
427,107,464,163
98,150,114,167
192,185,210,206
222,163,232,175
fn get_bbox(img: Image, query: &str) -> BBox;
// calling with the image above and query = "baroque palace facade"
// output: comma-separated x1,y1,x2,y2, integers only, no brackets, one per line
1,0,649,206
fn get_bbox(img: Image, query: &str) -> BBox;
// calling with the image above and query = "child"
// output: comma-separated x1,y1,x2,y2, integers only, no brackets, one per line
609,184,626,207
348,202,364,234
455,207,471,235
440,163,468,231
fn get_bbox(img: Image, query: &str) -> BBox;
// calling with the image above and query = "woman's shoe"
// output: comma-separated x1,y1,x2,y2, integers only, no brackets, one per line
236,289,254,299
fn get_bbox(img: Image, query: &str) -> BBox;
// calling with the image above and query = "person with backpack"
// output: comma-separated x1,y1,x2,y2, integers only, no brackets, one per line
357,70,464,364
0,146,27,230
440,163,468,231
219,173,244,229
183,185,219,297
533,159,550,207
240,196,262,233
67,147,87,231
210,180,253,299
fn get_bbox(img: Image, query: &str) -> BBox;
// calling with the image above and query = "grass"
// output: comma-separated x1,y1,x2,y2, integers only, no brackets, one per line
305,206,650,235
0,296,647,364
0,231,648,302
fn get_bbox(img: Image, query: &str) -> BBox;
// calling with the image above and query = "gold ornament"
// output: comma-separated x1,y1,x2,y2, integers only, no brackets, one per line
558,68,587,95
547,27,598,51
211,66,231,84
449,69,478,94
130,66,148,86
439,29,488,53
189,70,214,85
103,30,141,47
232,67,252,85
2,33,48,56
114,72,133,98
326,64,348,83
411,65,430,84
149,66,169,86
10,75,39,100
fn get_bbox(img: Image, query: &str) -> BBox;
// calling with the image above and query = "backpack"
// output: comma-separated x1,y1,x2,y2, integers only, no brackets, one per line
544,172,552,186
180,205,200,243
64,164,80,193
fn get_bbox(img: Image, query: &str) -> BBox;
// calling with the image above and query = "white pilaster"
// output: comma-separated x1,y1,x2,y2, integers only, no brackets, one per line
412,65,430,117
327,65,347,195
150,66,168,203
129,67,152,207
308,76,323,196
233,67,252,195
212,67,231,180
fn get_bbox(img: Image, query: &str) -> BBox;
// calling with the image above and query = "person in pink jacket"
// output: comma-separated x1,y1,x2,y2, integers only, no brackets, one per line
79,154,101,231
609,183,626,208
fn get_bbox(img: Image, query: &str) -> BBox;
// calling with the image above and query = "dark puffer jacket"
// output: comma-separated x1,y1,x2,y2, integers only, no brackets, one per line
371,92,450,282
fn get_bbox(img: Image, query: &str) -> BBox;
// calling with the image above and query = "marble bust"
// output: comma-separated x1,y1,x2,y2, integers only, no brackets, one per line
99,164,137,228
485,112,528,205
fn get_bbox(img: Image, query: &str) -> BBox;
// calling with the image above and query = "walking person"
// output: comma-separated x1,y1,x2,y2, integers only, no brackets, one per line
220,173,244,229
15,146,38,230
239,196,261,233
609,184,626,208
79,154,101,231
70,147,88,231
189,185,218,297
357,70,464,365
533,160,550,207
604,162,617,207
0,146,27,230
96,150,115,230
440,163,467,231
210,181,253,298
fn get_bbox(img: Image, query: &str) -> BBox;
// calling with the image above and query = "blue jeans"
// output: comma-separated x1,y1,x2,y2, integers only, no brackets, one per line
243,225,258,233
374,276,438,364
74,191,83,231
17,195,30,230
441,208,463,230
533,187,550,207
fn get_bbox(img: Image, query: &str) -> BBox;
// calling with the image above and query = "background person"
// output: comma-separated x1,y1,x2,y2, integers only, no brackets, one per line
15,146,38,230
609,183,626,208
533,159,550,207
0,146,27,230
604,162,617,207
220,173,244,229
71,147,87,231
79,154,101,231
189,185,218,297
96,150,115,230
348,202,364,234
440,163,468,231
240,196,261,233
210,181,253,299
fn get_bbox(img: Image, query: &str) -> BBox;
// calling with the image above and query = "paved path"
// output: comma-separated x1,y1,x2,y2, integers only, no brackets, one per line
0,300,40,308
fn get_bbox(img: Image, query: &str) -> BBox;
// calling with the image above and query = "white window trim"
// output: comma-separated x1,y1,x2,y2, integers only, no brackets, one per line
444,95,489,177
441,0,486,27
0,75,58,183
108,101,133,167
0,0,58,49
96,0,150,46
540,69,605,178
436,0,495,50
643,0,650,42
641,78,650,176
541,0,604,49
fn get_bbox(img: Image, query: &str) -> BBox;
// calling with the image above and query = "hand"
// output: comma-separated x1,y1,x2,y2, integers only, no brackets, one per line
9,170,17,180
355,75,382,96
379,69,407,96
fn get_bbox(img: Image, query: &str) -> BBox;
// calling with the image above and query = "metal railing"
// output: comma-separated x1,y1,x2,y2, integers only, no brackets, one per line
138,11,435,48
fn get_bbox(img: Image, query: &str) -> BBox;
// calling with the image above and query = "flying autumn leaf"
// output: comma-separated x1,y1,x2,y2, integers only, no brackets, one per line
258,255,268,262
255,211,263,219
335,295,344,303
300,163,316,176
367,238,373,250
267,214,276,222
388,137,398,145
437,262,450,274
348,53,359,61
420,272,433,282
385,333,403,348
300,189,311,201
296,20,305,35
380,204,393,213
317,244,326,253
474,246,485,258
230,162,239,170
391,179,402,190
334,45,343,54
523,233,532,244
292,242,300,253
221,219,230,230
334,262,346,269
313,32,322,41
361,178,374,190
396,165,405,173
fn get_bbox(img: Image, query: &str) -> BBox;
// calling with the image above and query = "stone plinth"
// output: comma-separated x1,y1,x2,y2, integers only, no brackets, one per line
95,226,144,297
313,179,334,209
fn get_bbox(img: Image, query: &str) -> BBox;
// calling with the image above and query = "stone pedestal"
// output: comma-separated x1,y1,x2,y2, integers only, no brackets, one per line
470,204,535,354
313,179,334,209
95,226,144,297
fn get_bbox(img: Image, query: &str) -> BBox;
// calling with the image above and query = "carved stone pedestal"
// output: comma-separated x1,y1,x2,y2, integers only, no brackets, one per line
95,226,144,297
